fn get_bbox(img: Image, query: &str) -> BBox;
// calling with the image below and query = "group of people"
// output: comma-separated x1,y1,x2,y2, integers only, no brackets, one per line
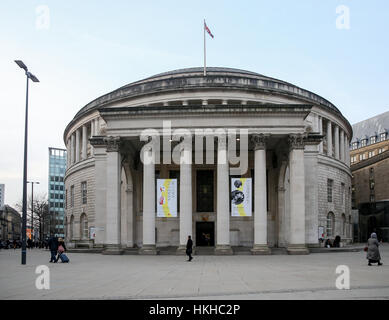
0,239,21,249
48,235,68,263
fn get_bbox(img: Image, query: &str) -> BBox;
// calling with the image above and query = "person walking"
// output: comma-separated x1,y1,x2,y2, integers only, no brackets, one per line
367,232,383,266
55,238,68,263
186,235,193,262
48,234,58,263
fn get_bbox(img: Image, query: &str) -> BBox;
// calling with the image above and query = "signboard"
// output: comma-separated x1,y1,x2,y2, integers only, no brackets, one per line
90,227,96,240
231,178,252,216
157,179,177,217
26,228,32,240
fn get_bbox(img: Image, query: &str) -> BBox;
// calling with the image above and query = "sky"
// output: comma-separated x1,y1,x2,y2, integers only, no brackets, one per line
0,0,388,207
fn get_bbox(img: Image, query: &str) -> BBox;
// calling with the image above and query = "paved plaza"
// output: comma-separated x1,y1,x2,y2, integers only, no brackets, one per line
1,245,389,300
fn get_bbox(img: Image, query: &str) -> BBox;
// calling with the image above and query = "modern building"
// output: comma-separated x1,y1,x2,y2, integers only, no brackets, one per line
350,111,389,242
0,184,5,209
48,147,67,238
0,205,21,241
64,67,353,255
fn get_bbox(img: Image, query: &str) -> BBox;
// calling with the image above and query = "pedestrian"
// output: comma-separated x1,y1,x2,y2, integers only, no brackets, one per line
48,234,58,263
55,238,68,263
366,232,383,266
186,235,193,262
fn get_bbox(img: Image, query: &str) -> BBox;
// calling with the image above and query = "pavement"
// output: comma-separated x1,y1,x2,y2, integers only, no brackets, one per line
1,244,389,300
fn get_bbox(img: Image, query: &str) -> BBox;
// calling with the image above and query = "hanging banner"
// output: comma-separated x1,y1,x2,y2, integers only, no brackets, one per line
231,178,252,216
157,179,177,217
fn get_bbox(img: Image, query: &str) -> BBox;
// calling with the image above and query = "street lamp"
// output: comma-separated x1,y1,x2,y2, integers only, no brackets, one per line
15,60,39,265
27,181,39,243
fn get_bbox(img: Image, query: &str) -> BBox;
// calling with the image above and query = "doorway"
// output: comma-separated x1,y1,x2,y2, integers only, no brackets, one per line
196,222,215,246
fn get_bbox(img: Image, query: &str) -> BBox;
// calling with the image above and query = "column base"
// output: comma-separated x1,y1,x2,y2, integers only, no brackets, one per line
176,245,187,255
138,245,159,255
287,244,310,255
251,244,271,255
102,244,124,255
214,245,233,255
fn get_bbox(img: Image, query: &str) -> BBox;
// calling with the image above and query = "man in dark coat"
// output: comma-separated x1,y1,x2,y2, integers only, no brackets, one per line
48,234,58,263
367,233,382,266
186,235,193,262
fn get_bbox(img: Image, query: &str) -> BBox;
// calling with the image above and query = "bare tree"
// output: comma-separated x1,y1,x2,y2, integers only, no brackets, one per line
15,193,49,241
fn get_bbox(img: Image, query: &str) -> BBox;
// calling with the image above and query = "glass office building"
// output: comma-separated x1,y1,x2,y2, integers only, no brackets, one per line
48,147,67,238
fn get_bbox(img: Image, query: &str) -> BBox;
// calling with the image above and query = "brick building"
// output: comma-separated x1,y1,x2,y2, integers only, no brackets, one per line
350,111,389,242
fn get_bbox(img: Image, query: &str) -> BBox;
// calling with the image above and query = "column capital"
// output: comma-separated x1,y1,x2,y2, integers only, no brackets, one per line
251,134,270,150
288,134,306,150
104,136,121,152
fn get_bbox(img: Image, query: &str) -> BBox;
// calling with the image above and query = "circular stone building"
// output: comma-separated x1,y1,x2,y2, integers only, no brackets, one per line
63,67,353,255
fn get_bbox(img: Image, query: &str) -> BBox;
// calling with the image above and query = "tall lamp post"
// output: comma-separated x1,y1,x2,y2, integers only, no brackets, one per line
15,60,39,265
27,181,39,242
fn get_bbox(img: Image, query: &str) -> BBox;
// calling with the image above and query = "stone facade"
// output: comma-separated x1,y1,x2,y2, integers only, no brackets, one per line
63,67,353,254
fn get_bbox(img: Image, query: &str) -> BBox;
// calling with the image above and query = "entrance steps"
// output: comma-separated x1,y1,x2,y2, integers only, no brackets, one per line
194,246,215,255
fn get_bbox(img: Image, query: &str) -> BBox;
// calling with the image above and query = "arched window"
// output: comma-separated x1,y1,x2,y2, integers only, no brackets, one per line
342,214,346,236
69,215,74,240
348,215,352,238
326,212,335,237
80,213,88,240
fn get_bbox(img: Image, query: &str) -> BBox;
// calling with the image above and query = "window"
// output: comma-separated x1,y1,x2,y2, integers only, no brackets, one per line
378,148,383,154
69,215,74,240
342,214,346,236
341,183,345,205
81,182,87,204
352,142,358,150
370,136,376,144
327,179,333,203
370,194,375,202
326,212,335,237
361,139,367,147
196,170,214,212
380,132,386,141
80,213,88,239
70,185,74,207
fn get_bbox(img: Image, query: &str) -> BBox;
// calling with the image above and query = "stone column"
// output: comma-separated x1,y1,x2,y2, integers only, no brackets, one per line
287,134,309,255
70,133,75,164
66,140,71,168
327,121,333,157
215,135,233,255
345,135,350,166
91,120,95,137
177,137,193,255
139,144,158,254
103,136,123,255
319,116,323,154
251,134,271,255
75,129,80,163
340,130,345,162
82,125,87,160
334,125,340,160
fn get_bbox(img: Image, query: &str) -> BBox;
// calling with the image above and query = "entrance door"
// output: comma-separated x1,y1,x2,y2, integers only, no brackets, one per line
196,222,215,246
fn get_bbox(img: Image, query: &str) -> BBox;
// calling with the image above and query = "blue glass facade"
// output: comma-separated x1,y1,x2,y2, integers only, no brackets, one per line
48,147,67,237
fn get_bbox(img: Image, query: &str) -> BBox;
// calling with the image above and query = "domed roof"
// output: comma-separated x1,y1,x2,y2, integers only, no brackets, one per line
70,67,347,129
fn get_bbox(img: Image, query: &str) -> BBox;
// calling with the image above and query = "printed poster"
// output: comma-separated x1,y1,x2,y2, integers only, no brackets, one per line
157,179,177,217
231,178,252,216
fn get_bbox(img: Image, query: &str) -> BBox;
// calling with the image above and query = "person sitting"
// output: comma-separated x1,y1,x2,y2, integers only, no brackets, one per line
325,238,332,248
333,235,341,248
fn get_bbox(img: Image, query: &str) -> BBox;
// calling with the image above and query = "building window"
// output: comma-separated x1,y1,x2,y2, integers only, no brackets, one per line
378,148,383,154
380,132,386,141
70,185,74,207
196,170,214,212
352,142,358,150
370,136,376,144
341,183,345,205
370,194,375,202
69,215,74,240
80,213,88,240
361,139,367,147
81,182,87,204
327,179,333,203
368,151,375,158
342,214,346,236
326,212,335,237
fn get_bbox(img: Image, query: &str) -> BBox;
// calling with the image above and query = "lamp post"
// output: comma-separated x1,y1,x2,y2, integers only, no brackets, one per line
15,60,39,265
27,181,39,242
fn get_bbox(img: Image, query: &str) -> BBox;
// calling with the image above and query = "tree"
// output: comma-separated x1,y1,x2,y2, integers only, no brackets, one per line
15,193,49,241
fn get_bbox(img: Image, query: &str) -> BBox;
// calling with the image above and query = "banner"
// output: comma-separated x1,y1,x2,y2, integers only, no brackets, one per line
157,179,177,217
231,178,252,216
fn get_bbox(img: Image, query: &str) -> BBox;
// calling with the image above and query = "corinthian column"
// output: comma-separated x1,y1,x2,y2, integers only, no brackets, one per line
177,137,193,255
103,136,123,255
215,134,233,255
75,129,80,163
327,121,333,157
334,125,340,160
251,134,271,255
287,134,309,255
139,144,158,255
82,125,87,160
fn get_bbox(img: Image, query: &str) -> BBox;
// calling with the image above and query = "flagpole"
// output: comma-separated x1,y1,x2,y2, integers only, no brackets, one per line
204,19,206,77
